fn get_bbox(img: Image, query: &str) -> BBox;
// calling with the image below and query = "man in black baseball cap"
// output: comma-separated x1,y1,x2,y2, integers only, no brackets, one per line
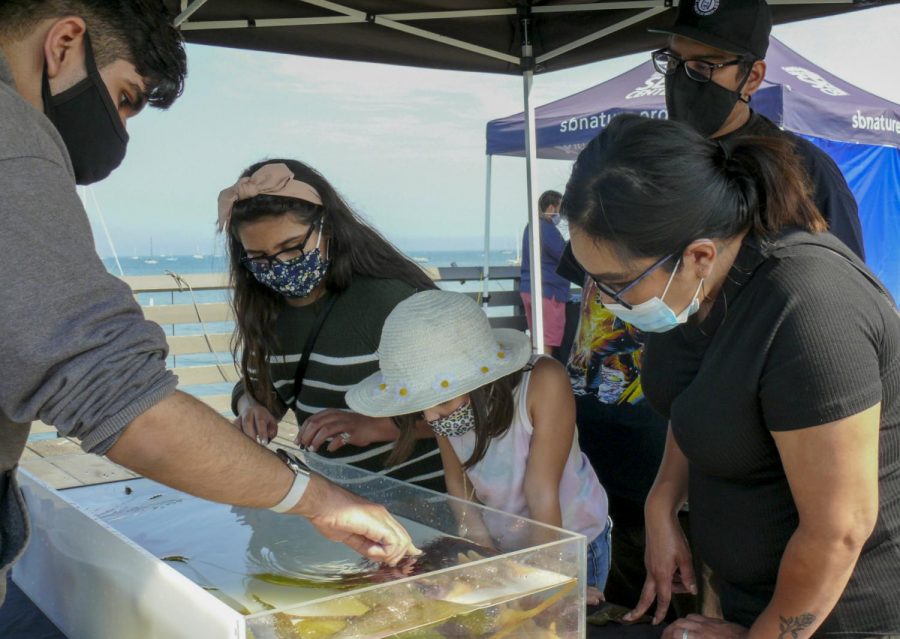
649,0,864,258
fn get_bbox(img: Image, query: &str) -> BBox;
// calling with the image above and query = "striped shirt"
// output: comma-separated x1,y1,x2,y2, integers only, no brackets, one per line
234,277,444,491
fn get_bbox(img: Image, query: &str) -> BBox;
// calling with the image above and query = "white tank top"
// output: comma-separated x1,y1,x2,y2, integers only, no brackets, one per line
448,357,608,543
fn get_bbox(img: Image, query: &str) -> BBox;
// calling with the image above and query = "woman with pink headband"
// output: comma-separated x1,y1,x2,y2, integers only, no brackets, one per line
220,159,445,491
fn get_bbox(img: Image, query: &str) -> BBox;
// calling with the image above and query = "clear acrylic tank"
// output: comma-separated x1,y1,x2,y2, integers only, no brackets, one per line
15,452,586,638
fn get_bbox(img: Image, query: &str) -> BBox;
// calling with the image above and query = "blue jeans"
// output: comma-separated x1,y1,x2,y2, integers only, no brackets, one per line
586,518,613,590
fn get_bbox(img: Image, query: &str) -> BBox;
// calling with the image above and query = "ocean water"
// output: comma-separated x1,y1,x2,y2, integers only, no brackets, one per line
106,248,522,311
103,249,519,278
106,250,525,398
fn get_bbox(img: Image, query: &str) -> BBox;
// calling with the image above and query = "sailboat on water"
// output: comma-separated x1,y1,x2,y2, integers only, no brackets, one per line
192,245,204,260
144,238,158,265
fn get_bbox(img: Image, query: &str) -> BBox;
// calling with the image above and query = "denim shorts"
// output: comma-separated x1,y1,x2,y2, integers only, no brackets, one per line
586,517,613,590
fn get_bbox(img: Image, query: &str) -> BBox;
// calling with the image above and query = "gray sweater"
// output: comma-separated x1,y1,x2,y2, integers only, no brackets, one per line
0,50,177,598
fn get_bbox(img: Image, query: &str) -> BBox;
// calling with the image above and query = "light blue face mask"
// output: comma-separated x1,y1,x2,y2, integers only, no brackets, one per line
604,259,704,333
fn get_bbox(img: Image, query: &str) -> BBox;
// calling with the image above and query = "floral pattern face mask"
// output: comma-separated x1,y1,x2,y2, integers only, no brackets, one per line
427,401,476,437
242,220,330,298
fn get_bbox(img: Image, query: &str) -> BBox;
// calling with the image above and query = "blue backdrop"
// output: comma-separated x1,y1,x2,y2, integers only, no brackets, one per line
807,136,900,297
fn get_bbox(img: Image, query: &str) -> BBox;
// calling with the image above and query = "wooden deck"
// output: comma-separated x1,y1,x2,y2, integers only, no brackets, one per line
21,421,138,489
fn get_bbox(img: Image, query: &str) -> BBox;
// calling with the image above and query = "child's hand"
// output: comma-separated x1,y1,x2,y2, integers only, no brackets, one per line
586,586,605,606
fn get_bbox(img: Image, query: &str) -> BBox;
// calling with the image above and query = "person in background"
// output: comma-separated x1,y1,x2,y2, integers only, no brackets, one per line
555,0,865,288
520,189,570,357
347,290,611,604
565,112,900,637
649,0,864,258
0,1,418,614
226,159,445,492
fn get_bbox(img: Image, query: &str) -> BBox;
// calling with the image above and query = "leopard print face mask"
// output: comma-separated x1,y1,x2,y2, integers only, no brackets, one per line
427,401,475,437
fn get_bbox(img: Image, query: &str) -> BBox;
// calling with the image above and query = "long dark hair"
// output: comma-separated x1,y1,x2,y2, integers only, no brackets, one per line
562,114,826,265
226,158,436,411
389,369,526,468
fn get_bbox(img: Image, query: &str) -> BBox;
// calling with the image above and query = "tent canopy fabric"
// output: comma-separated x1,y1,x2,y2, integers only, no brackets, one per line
486,36,900,158
166,1,891,76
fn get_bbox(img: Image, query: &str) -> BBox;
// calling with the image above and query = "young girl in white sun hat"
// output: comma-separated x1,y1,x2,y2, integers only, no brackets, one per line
346,289,610,603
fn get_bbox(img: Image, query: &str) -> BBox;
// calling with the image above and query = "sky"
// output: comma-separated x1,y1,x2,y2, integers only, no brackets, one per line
84,5,900,258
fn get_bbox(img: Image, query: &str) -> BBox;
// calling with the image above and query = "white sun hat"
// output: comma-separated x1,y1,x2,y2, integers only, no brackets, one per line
346,289,532,418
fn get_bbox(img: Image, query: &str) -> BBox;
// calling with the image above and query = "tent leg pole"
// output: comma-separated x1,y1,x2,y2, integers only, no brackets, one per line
482,155,493,306
523,68,545,354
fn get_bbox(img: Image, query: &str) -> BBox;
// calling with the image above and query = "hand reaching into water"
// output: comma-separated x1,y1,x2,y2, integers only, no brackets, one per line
292,473,421,566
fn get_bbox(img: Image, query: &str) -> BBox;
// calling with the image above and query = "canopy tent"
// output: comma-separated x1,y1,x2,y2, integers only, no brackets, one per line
167,0,898,350
486,36,900,297
167,1,883,74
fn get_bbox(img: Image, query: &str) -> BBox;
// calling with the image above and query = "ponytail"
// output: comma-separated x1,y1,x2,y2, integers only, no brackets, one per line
720,136,826,237
563,114,826,263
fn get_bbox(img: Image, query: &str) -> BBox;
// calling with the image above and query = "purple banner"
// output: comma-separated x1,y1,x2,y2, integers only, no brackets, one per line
486,37,900,157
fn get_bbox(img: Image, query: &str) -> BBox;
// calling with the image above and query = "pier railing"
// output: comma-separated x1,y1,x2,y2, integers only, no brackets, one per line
22,268,529,486
121,267,526,415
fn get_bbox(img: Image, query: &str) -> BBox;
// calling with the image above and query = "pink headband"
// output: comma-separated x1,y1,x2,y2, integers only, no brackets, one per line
217,162,323,231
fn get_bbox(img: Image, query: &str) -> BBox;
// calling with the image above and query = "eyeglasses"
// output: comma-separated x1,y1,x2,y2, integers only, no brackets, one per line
651,48,745,83
590,253,675,310
240,218,322,275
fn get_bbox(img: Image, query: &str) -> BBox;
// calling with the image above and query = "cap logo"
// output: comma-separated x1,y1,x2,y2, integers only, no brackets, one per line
694,0,719,16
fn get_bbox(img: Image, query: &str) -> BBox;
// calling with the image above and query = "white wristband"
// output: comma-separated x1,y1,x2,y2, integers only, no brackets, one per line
269,471,310,513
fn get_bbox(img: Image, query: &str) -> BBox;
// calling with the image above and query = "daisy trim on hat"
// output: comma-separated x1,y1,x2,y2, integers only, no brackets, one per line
371,373,390,398
432,373,456,393
395,384,411,401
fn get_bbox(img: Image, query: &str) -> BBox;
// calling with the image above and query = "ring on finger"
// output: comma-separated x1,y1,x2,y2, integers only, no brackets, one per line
339,431,351,442
682,630,689,639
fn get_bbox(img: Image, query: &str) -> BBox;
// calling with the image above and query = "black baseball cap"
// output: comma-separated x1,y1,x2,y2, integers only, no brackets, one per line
649,0,773,60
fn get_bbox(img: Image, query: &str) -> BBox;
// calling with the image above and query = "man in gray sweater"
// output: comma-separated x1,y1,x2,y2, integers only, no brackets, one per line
0,0,418,606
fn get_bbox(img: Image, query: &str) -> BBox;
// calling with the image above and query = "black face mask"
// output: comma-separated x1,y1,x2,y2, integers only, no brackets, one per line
665,70,750,138
41,32,129,185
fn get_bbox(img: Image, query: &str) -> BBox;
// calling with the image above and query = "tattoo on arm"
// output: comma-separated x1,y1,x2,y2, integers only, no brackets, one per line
777,613,816,639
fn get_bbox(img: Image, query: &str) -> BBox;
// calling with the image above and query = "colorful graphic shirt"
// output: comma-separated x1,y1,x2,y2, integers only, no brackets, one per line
567,277,646,405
